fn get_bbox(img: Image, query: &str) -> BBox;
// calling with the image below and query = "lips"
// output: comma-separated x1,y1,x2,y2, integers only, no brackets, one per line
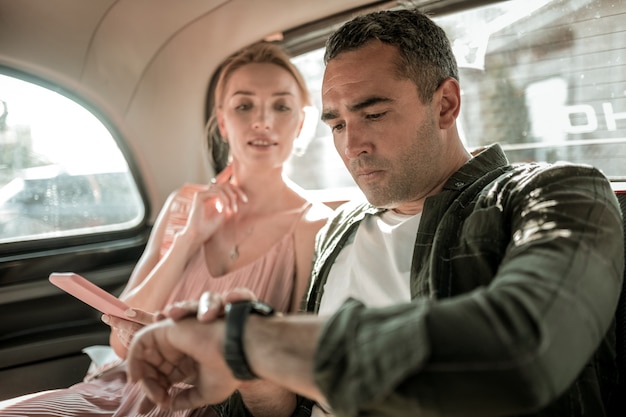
354,169,376,176
248,138,277,147
353,168,384,182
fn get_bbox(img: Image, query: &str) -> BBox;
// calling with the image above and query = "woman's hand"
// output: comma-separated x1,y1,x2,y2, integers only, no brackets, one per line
101,308,159,349
180,164,248,245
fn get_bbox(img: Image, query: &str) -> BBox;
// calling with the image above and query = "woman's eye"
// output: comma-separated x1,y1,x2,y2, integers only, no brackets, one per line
235,103,252,111
276,104,291,112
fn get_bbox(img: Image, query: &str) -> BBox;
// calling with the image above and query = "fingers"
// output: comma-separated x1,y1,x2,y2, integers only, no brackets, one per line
128,317,240,410
140,356,209,411
102,314,144,332
140,384,221,412
126,326,158,383
162,300,200,321
161,288,259,324
189,184,245,223
102,314,145,348
169,387,216,411
223,288,257,304
137,393,159,415
128,321,202,410
162,291,228,322
197,291,225,322
101,308,158,348
127,321,190,385
197,288,257,321
125,308,159,325
162,291,227,322
206,164,248,212
213,164,233,184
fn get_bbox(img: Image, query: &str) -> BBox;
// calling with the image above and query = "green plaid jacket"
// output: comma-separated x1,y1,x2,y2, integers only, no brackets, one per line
307,144,624,417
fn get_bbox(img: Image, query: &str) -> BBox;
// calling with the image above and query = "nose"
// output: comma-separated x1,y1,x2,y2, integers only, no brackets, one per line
252,107,272,130
342,124,371,160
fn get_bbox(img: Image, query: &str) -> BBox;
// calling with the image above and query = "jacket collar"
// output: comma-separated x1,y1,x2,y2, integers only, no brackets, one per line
442,143,509,192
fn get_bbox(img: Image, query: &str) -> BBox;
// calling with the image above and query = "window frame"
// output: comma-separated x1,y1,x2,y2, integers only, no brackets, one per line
0,66,151,255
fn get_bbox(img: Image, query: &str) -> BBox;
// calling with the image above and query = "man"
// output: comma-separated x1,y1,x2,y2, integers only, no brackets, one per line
126,8,624,417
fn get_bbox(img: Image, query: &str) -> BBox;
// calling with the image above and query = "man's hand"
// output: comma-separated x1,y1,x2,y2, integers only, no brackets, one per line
163,288,257,322
127,317,240,411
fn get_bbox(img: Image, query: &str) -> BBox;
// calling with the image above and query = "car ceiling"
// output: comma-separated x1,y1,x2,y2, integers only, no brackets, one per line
0,0,392,220
0,0,480,222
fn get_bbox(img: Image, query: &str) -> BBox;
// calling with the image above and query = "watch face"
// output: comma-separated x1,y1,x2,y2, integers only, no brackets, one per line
226,300,275,316
250,300,275,316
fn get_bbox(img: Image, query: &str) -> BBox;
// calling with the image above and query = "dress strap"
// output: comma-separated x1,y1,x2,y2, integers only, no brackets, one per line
288,202,313,234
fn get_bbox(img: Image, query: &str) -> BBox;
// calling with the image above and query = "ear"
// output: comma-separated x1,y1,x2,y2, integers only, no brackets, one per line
217,108,228,140
436,78,461,129
295,108,306,137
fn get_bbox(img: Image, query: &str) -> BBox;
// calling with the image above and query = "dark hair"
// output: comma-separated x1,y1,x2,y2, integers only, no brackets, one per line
207,42,310,172
324,8,458,103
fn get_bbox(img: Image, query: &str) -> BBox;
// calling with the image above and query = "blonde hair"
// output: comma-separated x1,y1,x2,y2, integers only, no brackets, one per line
206,42,310,171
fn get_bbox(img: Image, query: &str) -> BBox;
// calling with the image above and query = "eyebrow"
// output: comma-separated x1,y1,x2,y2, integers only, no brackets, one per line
321,96,393,122
232,90,295,98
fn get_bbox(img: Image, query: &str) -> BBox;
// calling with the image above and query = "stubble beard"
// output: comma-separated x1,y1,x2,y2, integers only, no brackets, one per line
354,119,439,209
359,170,417,209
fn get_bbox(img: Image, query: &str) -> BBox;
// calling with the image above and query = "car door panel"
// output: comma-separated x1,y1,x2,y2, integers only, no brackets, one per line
0,232,148,400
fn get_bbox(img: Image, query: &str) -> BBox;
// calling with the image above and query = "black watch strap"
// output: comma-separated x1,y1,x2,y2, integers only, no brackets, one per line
224,300,275,380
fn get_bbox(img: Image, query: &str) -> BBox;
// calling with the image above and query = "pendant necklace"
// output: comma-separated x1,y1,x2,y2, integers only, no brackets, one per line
230,243,240,261
230,216,254,261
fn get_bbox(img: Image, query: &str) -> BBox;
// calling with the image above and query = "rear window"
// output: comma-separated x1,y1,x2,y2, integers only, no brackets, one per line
0,74,144,243
286,0,626,193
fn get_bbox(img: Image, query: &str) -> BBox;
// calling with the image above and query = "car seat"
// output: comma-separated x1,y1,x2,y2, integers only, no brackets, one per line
611,190,626,416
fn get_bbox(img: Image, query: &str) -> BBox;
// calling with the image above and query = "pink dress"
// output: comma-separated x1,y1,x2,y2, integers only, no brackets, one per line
0,203,310,417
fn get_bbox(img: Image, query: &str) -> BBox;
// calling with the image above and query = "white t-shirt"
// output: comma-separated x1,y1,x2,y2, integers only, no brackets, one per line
318,210,421,315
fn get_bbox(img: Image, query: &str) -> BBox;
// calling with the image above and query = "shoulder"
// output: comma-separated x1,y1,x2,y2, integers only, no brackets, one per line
490,162,621,226
297,201,333,237
304,201,334,222
286,181,333,235
503,162,614,198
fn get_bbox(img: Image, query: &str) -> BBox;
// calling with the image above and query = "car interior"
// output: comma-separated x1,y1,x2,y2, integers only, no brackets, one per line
0,0,624,411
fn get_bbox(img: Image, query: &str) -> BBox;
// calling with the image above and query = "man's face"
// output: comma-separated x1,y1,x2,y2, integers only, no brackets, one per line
321,41,445,213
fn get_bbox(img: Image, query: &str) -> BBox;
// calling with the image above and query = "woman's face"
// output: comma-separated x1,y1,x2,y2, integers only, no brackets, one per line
217,62,305,171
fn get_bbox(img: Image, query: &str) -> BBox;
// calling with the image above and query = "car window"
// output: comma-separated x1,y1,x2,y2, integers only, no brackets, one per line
286,0,626,193
0,74,144,243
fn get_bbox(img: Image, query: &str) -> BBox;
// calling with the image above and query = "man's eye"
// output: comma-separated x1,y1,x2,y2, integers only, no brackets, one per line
331,122,345,132
366,112,386,120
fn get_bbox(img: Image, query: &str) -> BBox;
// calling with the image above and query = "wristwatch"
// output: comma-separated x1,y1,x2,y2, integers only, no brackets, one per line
224,299,275,380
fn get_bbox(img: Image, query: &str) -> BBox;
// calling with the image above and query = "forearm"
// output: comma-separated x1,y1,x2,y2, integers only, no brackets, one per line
314,300,432,416
121,190,178,297
122,231,200,311
244,313,328,404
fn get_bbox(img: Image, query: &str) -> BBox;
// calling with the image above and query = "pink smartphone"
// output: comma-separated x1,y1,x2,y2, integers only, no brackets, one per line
49,272,130,319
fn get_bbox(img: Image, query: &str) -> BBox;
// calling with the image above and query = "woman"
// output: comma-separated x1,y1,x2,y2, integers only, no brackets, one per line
0,42,331,417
